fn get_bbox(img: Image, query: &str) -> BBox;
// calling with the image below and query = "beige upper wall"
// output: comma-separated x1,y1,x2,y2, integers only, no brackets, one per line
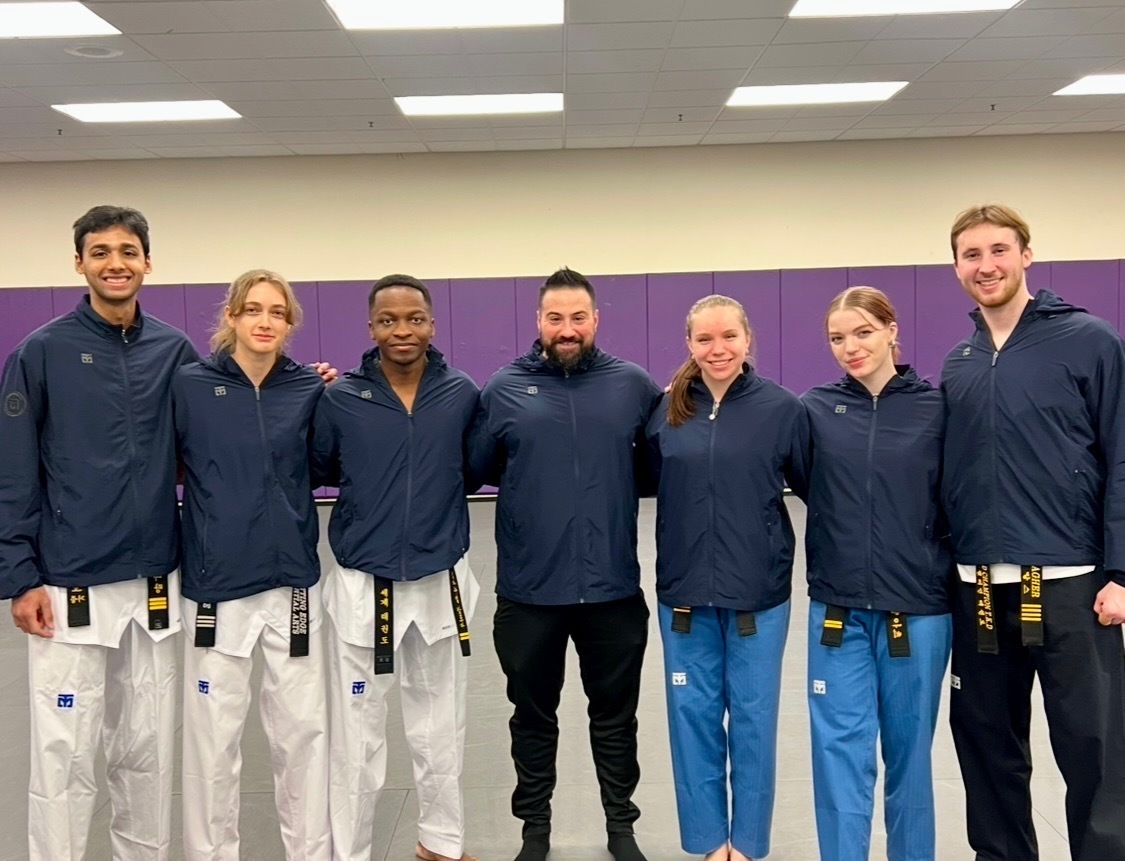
1,132,1122,289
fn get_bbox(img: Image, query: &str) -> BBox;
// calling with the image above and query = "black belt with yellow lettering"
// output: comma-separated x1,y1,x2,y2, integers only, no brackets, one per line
669,606,757,636
192,586,311,657
820,605,911,658
374,568,471,676
974,564,1044,653
67,574,170,630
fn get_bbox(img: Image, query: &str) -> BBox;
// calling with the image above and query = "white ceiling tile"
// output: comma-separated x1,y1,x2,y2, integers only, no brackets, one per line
407,116,491,130
286,143,368,155
381,76,560,97
669,19,783,48
982,8,1117,38
0,89,40,108
163,59,273,83
769,130,839,142
0,36,156,64
854,39,967,65
1044,93,1125,109
710,118,789,133
565,91,651,109
0,153,28,161
131,32,357,62
700,132,772,144
358,142,429,153
495,139,563,150
654,70,748,90
641,105,722,122
566,73,658,93
365,55,472,79
1096,9,1125,33
927,112,1007,126
0,62,186,88
566,108,645,124
6,149,93,161
681,0,793,19
1076,106,1125,121
661,47,764,71
854,113,941,128
838,127,918,139
491,125,567,139
13,83,209,104
633,134,703,145
566,124,640,138
266,131,369,145
1042,120,1123,131
205,81,389,102
473,75,566,93
794,102,878,118
568,0,683,24
973,78,1073,96
756,43,867,68
871,98,965,115
716,105,800,120
1046,34,1125,57
88,2,228,35
458,28,565,54
1018,0,1124,7
418,128,494,142
425,141,498,151
742,65,858,84
468,53,563,77
902,80,991,98
782,116,856,131
202,0,339,32
1012,57,1117,77
955,95,1047,112
227,98,398,118
646,89,731,107
565,137,635,147
947,36,1067,62
347,31,463,57
975,123,1059,134
909,125,986,136
266,58,382,81
918,60,1025,81
566,23,676,51
876,13,1000,39
567,50,665,75
636,120,713,135
772,18,890,44
835,63,933,80
996,107,1085,121
487,114,565,128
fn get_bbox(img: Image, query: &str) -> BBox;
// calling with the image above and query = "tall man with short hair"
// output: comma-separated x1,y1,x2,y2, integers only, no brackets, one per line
469,268,662,861
1,205,196,859
941,204,1125,860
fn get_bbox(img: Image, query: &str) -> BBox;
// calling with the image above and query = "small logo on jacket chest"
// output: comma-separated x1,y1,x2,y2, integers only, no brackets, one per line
81,353,94,364
214,386,227,397
962,346,972,356
834,405,847,414
360,389,373,399
527,386,538,395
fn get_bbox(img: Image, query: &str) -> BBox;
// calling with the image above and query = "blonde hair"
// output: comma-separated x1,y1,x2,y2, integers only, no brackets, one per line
210,269,302,355
825,286,901,363
950,203,1031,259
666,294,752,428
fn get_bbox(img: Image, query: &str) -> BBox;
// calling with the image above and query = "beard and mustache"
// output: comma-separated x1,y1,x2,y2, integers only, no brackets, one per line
542,336,595,371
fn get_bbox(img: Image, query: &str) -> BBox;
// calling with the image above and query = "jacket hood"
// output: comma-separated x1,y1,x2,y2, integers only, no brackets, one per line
970,288,1084,333
832,365,930,399
347,344,449,381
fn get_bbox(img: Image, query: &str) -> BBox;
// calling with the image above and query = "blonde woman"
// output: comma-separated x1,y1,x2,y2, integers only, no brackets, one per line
173,270,330,860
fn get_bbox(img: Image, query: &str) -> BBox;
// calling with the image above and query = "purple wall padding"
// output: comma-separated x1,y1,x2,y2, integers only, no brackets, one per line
137,285,187,333
647,272,713,389
315,281,371,373
712,270,781,385
51,287,83,317
847,266,917,368
913,265,975,383
183,283,228,357
427,279,453,360
1047,261,1120,327
449,278,518,386
0,288,54,362
590,274,648,368
779,268,848,396
283,282,319,365
1121,261,1125,333
514,276,541,353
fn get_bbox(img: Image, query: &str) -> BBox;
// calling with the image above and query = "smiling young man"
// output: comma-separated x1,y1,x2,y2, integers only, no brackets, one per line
940,204,1125,861
468,268,663,861
312,274,481,861
0,205,198,860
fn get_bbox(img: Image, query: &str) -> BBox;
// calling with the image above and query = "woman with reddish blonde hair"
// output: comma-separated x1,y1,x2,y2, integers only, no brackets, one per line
797,286,952,861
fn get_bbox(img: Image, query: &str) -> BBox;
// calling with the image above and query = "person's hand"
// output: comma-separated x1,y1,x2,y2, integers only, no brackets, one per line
12,587,55,638
312,362,338,384
1093,580,1125,626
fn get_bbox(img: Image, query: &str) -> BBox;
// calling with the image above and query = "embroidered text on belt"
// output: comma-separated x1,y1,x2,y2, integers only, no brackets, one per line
66,575,171,630
820,604,912,657
193,587,311,657
374,569,471,676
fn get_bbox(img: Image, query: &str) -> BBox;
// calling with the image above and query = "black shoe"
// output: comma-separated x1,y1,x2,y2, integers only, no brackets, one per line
608,834,647,861
514,836,550,861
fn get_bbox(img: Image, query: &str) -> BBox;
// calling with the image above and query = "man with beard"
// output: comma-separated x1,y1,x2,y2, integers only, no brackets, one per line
941,204,1125,860
312,274,481,861
469,268,662,861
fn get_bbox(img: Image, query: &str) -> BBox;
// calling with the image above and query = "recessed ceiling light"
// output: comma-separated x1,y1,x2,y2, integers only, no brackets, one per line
727,82,908,107
395,93,564,116
0,2,119,38
51,100,241,123
789,0,1021,16
325,0,563,30
1054,74,1125,96
64,45,124,59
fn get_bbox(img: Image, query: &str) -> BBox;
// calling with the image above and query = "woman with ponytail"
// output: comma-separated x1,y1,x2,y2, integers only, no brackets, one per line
798,287,952,861
645,295,807,861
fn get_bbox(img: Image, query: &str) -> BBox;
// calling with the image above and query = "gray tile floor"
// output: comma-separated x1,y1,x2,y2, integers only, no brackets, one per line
0,499,1071,860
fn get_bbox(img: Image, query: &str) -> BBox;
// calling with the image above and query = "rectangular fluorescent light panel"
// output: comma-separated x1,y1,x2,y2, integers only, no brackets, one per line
0,2,119,38
728,82,908,107
789,0,1021,16
396,93,563,117
1054,74,1125,96
326,0,563,29
52,100,241,123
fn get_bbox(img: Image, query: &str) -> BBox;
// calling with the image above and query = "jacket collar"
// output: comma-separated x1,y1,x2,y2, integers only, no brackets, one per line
839,364,924,399
74,294,144,340
514,339,611,374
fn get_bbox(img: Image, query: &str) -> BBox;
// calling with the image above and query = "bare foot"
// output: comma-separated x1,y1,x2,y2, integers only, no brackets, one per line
416,842,479,861
729,845,754,861
704,844,729,861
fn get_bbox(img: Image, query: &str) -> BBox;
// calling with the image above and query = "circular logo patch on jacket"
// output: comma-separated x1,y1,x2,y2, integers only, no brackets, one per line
4,392,27,417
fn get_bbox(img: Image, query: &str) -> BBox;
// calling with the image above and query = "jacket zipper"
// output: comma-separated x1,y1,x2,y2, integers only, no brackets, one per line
566,372,584,602
119,327,142,578
253,384,279,577
707,399,718,605
865,394,879,608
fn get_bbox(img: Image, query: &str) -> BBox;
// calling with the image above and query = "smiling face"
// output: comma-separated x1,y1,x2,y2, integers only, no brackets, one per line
369,285,434,371
537,286,598,371
74,225,151,313
227,280,292,359
953,222,1033,312
827,306,897,386
688,304,750,389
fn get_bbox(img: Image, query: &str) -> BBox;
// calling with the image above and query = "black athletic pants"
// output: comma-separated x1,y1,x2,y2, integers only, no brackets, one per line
493,592,649,839
949,573,1125,861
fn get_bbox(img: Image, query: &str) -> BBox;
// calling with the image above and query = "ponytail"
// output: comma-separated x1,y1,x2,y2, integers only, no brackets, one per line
666,355,702,427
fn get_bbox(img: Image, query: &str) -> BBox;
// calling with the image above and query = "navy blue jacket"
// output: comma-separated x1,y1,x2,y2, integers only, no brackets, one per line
0,297,197,600
173,352,323,603
469,343,662,605
312,346,480,581
646,369,806,612
798,368,952,615
941,290,1125,585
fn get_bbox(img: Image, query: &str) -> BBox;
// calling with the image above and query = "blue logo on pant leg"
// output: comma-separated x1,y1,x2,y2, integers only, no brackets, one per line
57,693,75,708
198,680,210,694
351,681,365,695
